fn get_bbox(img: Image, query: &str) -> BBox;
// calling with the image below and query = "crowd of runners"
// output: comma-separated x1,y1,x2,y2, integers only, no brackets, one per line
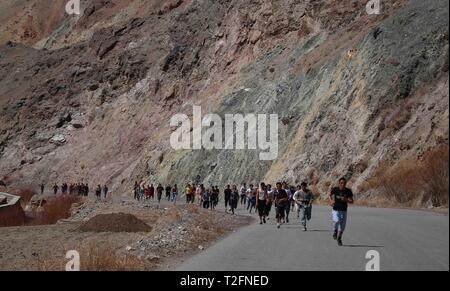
132,177,354,246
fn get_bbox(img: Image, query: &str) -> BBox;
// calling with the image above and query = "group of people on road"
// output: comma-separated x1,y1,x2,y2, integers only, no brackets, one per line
131,177,354,246
40,182,109,200
133,182,179,208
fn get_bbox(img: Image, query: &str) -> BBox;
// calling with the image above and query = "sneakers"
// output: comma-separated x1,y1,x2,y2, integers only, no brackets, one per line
333,230,338,240
303,226,307,232
263,217,266,224
277,223,281,229
337,238,343,246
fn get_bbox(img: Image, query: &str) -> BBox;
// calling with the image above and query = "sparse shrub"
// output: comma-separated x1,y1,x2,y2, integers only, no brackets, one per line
16,187,36,205
419,145,449,207
362,145,449,207
38,242,152,271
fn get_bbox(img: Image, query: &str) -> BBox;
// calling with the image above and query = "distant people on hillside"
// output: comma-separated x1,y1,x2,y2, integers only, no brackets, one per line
39,183,45,195
165,185,172,202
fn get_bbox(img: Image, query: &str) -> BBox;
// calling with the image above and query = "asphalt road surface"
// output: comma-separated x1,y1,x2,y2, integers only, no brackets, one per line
176,204,449,271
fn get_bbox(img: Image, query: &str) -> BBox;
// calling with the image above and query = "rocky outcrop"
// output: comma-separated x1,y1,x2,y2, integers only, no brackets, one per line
0,0,448,204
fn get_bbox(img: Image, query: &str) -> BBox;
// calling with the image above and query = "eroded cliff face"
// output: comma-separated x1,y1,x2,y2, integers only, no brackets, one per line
0,0,448,202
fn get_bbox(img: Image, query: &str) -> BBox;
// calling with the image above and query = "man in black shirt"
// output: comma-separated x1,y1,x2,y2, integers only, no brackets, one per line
329,177,354,246
274,182,288,229
224,185,232,213
156,184,164,204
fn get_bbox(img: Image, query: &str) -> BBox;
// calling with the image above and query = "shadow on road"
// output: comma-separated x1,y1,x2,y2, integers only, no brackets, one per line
343,244,384,248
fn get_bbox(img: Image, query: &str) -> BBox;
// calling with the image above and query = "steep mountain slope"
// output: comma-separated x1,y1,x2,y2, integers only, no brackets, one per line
0,0,448,205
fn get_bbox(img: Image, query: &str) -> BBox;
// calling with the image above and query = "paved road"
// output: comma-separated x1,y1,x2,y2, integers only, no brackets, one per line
176,205,449,271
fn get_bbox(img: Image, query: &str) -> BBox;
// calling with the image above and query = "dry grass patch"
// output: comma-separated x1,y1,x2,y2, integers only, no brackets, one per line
38,242,153,271
361,145,449,207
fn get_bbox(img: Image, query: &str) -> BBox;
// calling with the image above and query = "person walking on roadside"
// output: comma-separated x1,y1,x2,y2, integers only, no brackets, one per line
103,185,108,200
230,185,240,214
144,185,151,207
274,182,288,229
40,183,45,195
329,177,354,246
95,185,101,201
52,183,59,195
293,182,314,231
133,181,139,200
256,182,268,224
224,185,231,213
202,188,210,209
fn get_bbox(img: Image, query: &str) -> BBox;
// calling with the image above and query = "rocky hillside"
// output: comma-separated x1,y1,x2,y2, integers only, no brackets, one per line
0,0,448,205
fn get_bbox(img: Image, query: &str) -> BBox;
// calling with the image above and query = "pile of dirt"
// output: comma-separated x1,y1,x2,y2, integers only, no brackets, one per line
77,213,152,233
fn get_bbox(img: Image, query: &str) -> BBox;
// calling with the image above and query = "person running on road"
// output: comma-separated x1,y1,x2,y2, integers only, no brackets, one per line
266,184,274,219
185,184,192,203
210,186,219,210
256,182,268,224
171,184,178,205
202,188,210,209
230,185,240,215
274,182,288,229
196,184,204,206
156,184,164,205
329,177,354,246
165,185,172,201
248,185,257,214
240,183,247,205
224,185,231,213
282,182,292,223
293,182,314,231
